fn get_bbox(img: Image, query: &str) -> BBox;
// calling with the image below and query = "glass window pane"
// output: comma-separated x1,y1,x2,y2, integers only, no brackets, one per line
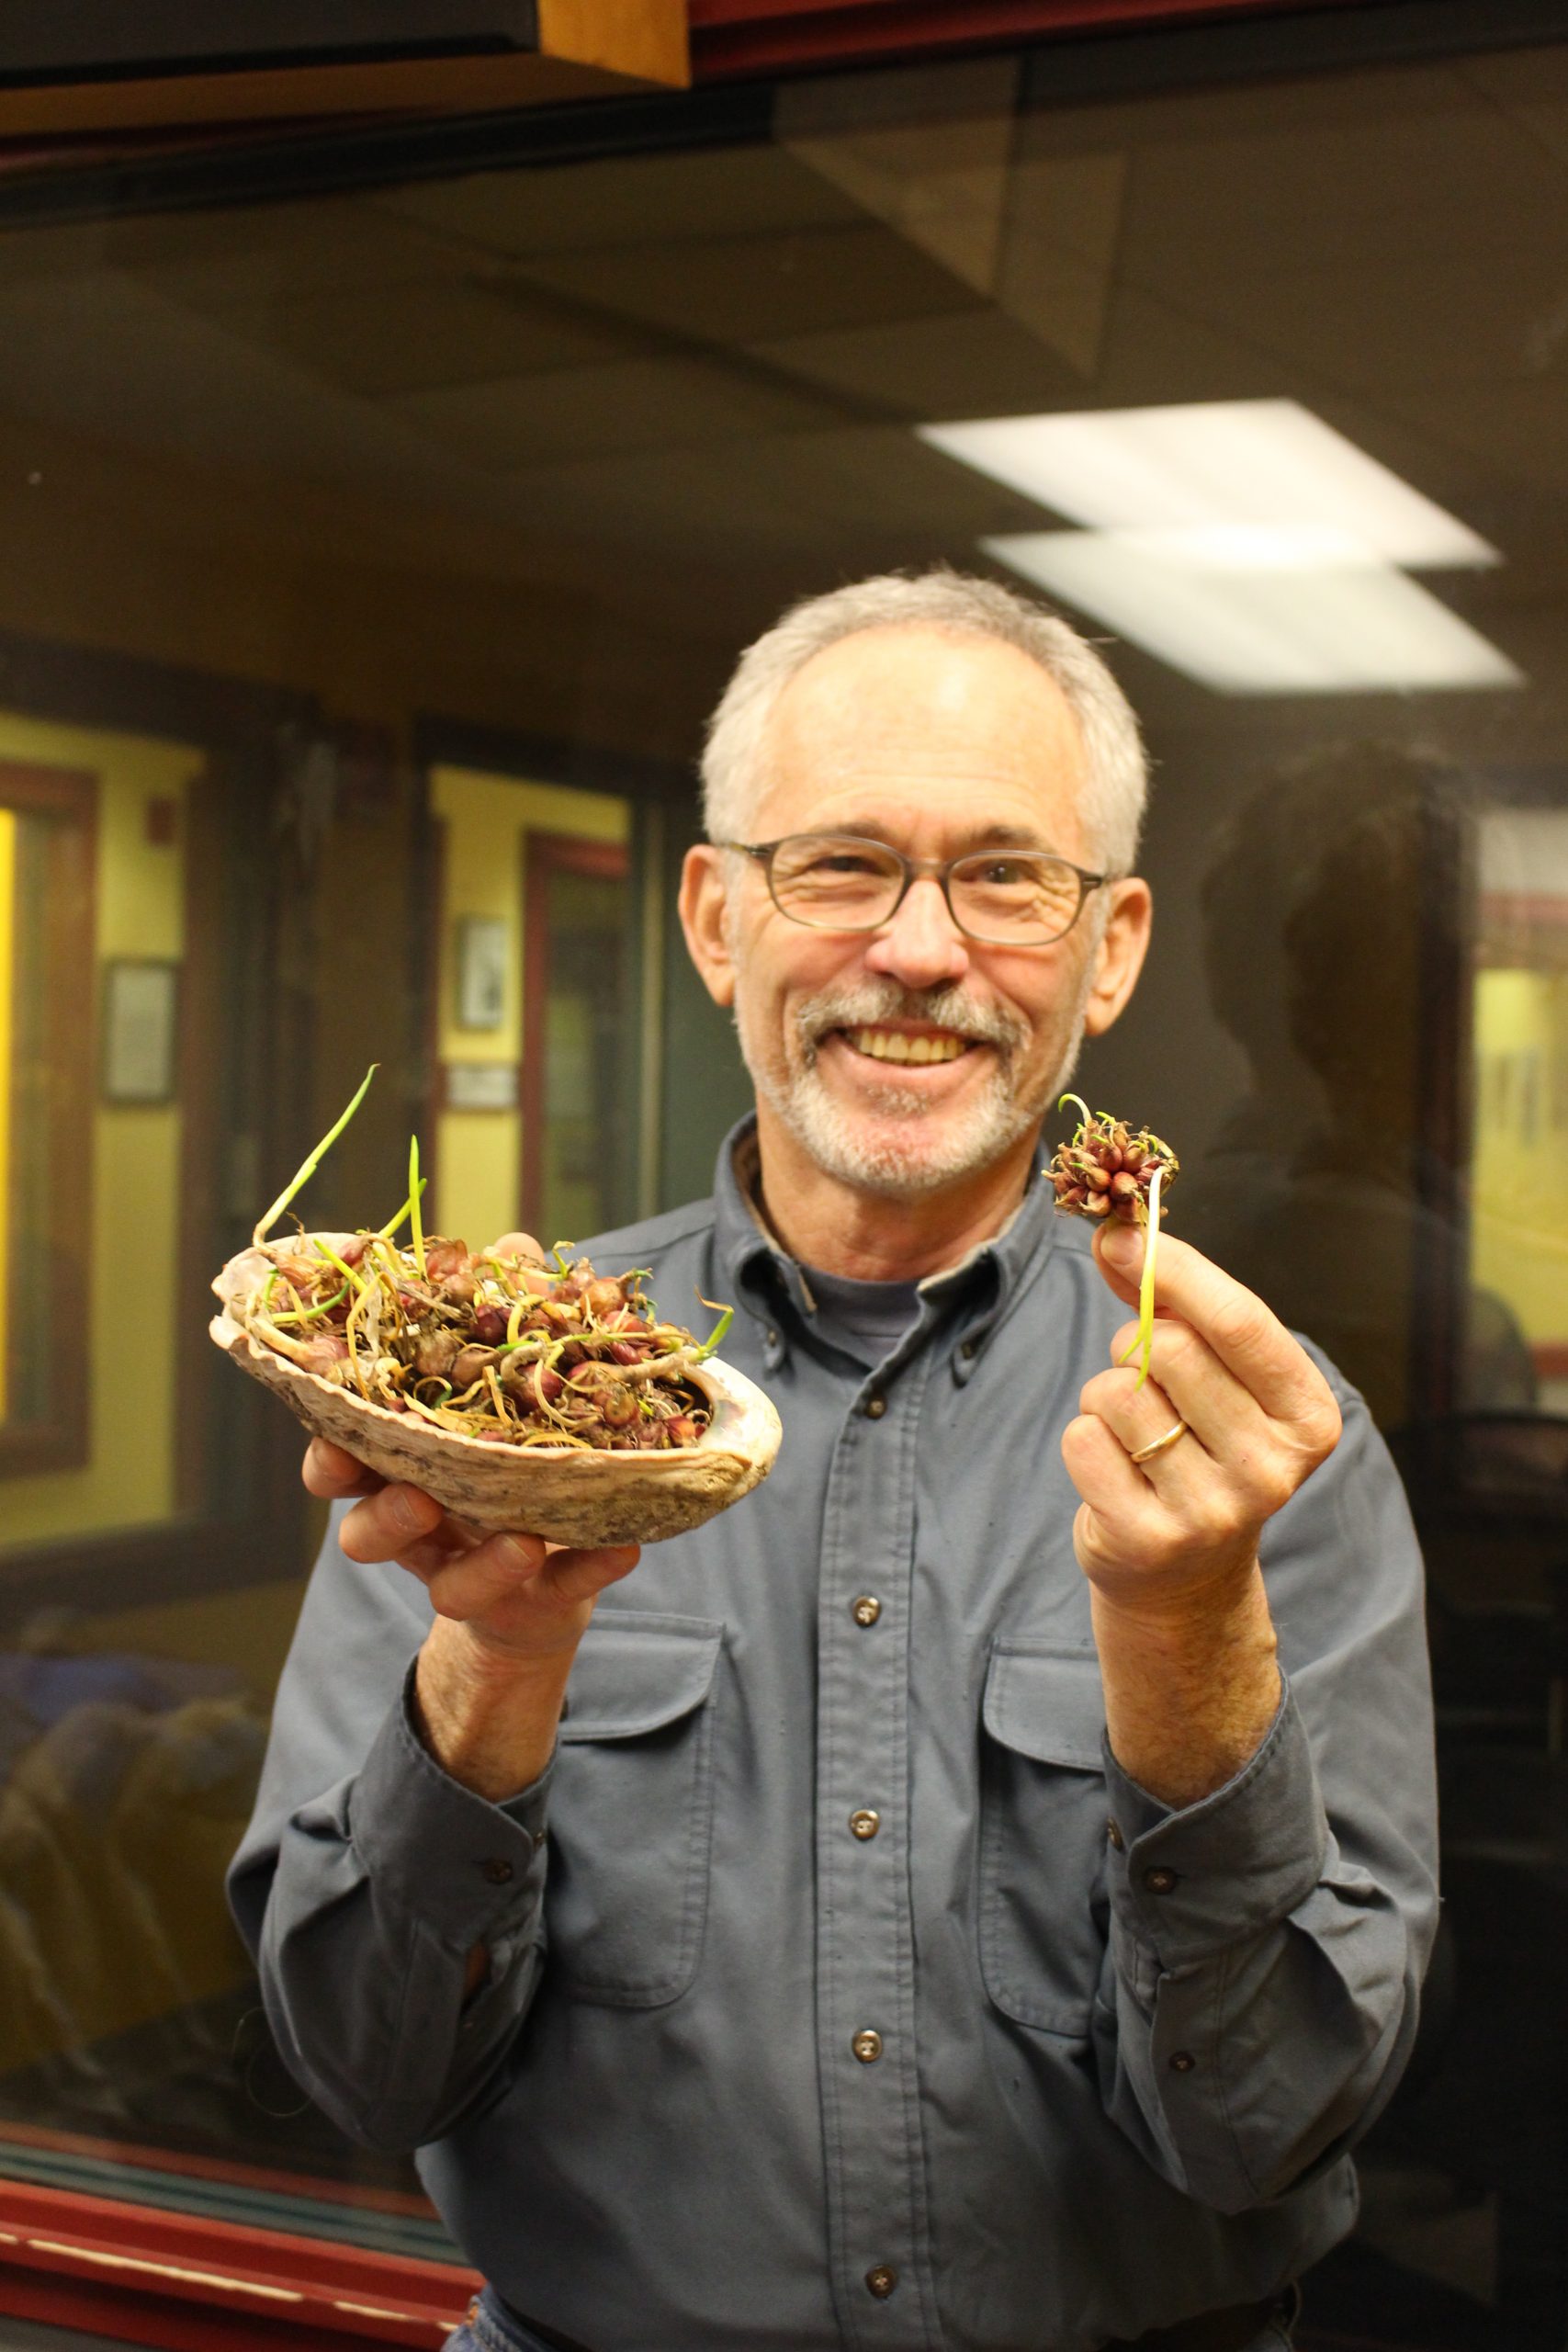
0,15,1562,2338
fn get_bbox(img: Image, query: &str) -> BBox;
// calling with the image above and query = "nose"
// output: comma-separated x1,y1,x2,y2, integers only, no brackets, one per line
862,875,970,991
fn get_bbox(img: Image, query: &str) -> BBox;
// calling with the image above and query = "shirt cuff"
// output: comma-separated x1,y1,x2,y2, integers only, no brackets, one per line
347,1660,555,1950
1103,1679,1328,1965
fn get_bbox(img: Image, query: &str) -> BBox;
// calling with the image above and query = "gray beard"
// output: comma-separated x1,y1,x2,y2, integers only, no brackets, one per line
733,974,1093,1202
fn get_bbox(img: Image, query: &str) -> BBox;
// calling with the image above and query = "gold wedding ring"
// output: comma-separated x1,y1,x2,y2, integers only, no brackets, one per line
1128,1418,1189,1465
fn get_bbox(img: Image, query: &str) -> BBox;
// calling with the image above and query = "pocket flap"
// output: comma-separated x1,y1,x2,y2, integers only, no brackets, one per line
982,1641,1105,1770
559,1611,725,1742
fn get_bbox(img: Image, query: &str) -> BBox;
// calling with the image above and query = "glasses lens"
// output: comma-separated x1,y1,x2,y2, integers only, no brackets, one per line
769,835,904,929
951,853,1082,942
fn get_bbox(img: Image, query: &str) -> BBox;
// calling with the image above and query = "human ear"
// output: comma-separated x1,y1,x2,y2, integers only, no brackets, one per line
678,842,738,1010
1081,876,1153,1039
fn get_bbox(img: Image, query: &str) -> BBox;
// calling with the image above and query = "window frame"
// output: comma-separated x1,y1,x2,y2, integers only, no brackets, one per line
0,760,96,1481
521,829,634,1240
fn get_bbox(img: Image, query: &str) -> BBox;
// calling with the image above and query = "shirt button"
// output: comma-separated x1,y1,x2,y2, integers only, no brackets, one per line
1106,1817,1124,1851
852,1595,883,1627
849,1808,881,1841
1168,2049,1197,2074
479,1858,513,1885
863,1394,886,1419
1144,1866,1179,1894
865,2266,897,2299
852,2029,883,2064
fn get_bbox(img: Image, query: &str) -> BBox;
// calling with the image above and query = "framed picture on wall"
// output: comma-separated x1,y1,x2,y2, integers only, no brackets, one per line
455,915,509,1031
101,957,180,1105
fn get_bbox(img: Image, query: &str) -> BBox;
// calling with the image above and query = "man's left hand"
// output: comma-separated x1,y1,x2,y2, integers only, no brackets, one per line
1059,1221,1343,1804
1064,1220,1343,1621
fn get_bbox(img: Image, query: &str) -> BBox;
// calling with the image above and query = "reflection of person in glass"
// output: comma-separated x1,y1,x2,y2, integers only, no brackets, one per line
232,576,1437,2352
1183,744,1534,1432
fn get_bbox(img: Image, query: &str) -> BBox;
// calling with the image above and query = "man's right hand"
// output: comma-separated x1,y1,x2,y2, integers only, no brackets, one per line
303,1436,639,1800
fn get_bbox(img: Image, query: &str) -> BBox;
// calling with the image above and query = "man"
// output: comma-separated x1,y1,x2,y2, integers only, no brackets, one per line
231,571,1438,2352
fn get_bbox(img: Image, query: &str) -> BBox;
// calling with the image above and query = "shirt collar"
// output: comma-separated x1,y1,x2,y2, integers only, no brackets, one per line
711,1114,1060,1382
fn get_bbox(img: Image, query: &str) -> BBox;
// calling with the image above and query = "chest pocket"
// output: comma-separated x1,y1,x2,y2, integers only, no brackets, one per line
547,1611,725,2008
978,1641,1111,2039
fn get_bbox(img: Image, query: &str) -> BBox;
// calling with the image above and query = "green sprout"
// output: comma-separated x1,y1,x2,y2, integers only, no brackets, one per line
1117,1159,1166,1393
691,1299,735,1362
378,1175,427,1243
407,1135,427,1278
253,1064,377,1248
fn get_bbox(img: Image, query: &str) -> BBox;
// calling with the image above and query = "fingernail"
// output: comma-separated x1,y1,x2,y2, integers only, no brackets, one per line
1100,1224,1141,1267
497,1534,541,1574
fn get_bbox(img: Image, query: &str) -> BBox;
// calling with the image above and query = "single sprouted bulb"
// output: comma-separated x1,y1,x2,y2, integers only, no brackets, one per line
1047,1094,1179,1392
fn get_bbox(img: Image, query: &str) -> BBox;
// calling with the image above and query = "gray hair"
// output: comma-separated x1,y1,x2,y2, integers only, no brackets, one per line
700,569,1148,875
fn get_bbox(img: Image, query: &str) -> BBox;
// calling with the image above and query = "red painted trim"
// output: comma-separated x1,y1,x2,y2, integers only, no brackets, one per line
0,2120,434,2217
689,0,1365,77
0,2178,477,2346
521,831,630,1238
1480,890,1568,930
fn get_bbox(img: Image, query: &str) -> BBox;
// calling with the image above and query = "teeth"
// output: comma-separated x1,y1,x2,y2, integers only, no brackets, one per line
849,1028,967,1064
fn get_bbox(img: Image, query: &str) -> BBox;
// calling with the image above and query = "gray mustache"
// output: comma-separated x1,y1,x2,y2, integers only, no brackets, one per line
795,985,1029,1060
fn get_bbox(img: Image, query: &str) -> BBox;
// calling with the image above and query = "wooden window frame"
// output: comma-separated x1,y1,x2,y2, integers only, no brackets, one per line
0,760,96,1481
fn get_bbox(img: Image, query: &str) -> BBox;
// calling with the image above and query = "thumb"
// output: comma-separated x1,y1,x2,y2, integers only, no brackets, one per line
1092,1217,1145,1306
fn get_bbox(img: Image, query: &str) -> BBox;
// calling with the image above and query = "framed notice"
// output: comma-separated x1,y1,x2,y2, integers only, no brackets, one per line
101,958,180,1104
445,1060,518,1112
455,916,509,1032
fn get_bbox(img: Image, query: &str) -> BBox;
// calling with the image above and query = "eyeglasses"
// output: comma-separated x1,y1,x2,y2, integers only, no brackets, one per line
717,832,1111,946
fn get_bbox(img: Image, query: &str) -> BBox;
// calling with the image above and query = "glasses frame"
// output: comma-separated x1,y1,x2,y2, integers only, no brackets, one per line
717,833,1114,946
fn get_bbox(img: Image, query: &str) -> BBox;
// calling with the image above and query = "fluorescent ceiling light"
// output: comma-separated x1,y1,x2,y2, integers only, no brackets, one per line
920,400,1497,571
985,530,1523,695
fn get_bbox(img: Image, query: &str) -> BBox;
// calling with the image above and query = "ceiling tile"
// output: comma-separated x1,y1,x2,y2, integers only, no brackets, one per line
212,277,645,397
375,144,860,256
391,354,843,469
513,222,979,345
106,196,474,305
748,309,1084,419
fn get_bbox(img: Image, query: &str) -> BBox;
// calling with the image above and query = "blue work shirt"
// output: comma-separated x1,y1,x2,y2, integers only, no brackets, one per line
230,1118,1438,2352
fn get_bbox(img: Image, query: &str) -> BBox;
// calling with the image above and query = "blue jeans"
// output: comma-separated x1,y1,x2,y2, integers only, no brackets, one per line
448,2288,576,2352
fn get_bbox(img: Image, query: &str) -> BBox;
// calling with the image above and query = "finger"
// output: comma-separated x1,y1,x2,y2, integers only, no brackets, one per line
382,1515,490,1580
423,1534,636,1623
1077,1366,1211,1496
338,1481,452,1565
488,1230,544,1261
303,1437,386,1500
538,1543,641,1609
1106,1316,1274,1469
1061,1412,1168,1553
1096,1220,1338,1431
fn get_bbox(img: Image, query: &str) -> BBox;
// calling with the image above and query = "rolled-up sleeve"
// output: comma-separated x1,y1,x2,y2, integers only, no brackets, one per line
1094,1383,1439,2212
228,1506,551,2152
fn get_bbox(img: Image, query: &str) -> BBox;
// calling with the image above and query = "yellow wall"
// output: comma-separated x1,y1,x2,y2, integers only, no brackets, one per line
0,807,12,1423
1472,967,1568,1344
0,714,203,1547
431,764,628,1250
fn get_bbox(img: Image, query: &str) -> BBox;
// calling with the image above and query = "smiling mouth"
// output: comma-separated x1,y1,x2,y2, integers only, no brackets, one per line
840,1026,976,1066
